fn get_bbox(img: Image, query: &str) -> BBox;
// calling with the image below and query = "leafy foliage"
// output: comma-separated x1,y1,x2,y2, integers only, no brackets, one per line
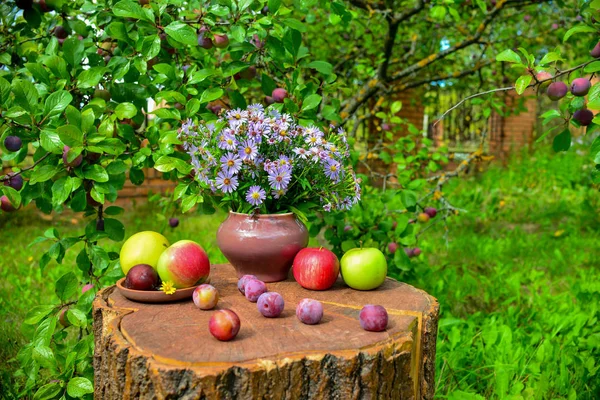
1,0,599,397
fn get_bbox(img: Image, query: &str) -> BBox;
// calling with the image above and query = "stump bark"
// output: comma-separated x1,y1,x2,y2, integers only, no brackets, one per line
93,264,439,399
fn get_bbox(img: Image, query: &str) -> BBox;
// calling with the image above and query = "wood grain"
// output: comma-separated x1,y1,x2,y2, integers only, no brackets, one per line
93,263,439,399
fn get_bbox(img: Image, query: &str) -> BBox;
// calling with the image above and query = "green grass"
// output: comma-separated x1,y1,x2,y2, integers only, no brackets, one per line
414,149,600,399
1,148,599,399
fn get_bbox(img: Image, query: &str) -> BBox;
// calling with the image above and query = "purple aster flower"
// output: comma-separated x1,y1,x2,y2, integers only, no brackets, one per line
268,167,292,191
323,203,332,212
190,154,201,171
303,126,323,137
247,103,264,114
305,134,323,146
272,188,287,199
215,170,239,193
263,160,278,173
267,137,277,145
293,147,308,159
247,122,266,143
238,139,258,161
309,146,321,161
197,170,209,184
226,108,248,124
218,133,238,151
324,159,341,182
245,185,266,206
326,144,340,155
277,155,292,167
220,152,242,174
204,150,217,167
340,197,353,210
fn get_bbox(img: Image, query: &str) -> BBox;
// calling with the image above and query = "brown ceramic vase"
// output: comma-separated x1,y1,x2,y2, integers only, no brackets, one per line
216,211,309,282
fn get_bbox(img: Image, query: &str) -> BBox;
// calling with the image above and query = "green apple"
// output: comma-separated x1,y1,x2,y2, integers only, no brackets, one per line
120,231,170,275
340,247,387,290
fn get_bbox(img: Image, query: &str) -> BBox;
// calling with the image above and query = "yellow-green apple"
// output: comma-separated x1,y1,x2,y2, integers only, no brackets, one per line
120,231,170,275
292,247,340,290
157,240,210,288
340,248,387,290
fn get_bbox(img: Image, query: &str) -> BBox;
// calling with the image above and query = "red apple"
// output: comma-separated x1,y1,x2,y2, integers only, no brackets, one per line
292,247,340,290
209,309,240,341
157,240,211,288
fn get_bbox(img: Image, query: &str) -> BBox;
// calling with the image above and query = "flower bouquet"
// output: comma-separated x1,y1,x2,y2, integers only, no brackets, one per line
178,104,361,281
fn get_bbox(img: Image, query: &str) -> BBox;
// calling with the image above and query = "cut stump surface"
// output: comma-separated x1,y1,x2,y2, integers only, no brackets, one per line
93,264,439,399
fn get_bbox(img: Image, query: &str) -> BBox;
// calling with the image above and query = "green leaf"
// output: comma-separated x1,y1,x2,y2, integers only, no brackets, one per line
43,90,73,118
62,36,85,67
154,156,193,174
181,193,200,213
13,79,39,112
55,272,78,302
88,139,127,156
141,35,161,60
590,136,600,163
261,73,276,96
77,67,107,89
43,55,69,80
164,21,198,46
88,244,110,271
129,167,145,185
400,190,417,210
83,164,109,182
307,61,333,76
282,18,306,32
32,345,56,369
106,22,130,43
563,25,597,42
584,61,600,73
539,52,563,66
66,308,87,327
515,75,532,95
113,0,154,22
553,129,571,152
268,0,281,13
283,28,301,58
67,377,94,398
30,165,59,184
188,68,216,85
26,63,50,85
52,177,74,207
151,108,180,120
301,94,322,112
199,87,224,104
104,218,125,241
496,49,522,64
57,125,84,147
33,382,63,400
115,102,137,119
104,206,124,215
3,186,21,208
23,305,56,325
186,98,201,116
0,77,10,103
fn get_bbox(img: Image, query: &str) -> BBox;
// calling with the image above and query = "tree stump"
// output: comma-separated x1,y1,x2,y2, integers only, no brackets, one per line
93,264,439,399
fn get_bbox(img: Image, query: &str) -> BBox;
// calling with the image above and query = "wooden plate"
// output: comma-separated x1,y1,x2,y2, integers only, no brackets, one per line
116,278,199,303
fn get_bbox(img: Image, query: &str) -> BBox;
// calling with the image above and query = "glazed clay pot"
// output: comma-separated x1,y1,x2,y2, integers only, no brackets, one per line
216,212,309,282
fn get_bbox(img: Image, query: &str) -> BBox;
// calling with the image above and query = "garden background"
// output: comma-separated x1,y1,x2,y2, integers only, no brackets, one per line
1,0,600,399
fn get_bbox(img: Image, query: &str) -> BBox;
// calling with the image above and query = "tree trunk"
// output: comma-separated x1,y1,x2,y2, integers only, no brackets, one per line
93,264,439,399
